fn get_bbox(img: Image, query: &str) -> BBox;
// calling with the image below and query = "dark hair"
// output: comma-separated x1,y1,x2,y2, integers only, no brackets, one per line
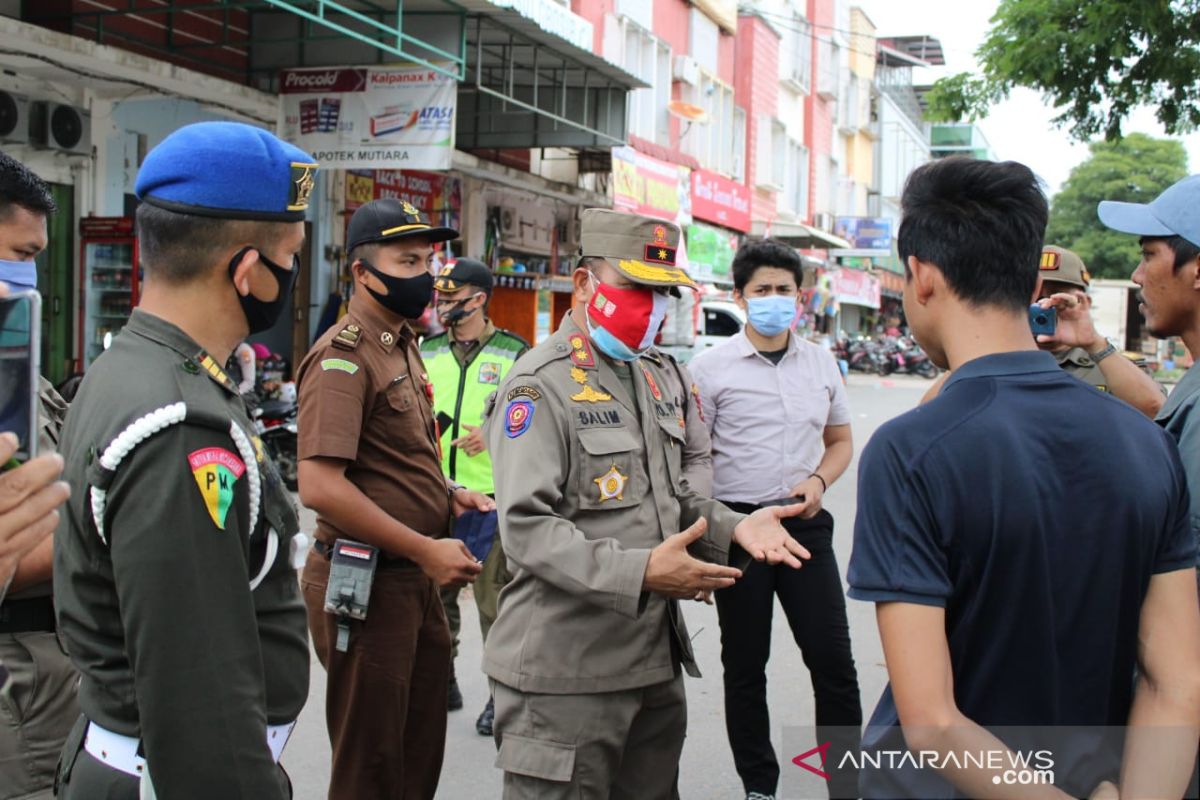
136,203,290,284
0,151,56,218
1140,235,1200,272
732,239,803,291
898,157,1048,312
348,242,380,267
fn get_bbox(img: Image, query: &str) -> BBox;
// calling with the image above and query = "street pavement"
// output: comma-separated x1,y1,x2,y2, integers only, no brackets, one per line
282,372,934,799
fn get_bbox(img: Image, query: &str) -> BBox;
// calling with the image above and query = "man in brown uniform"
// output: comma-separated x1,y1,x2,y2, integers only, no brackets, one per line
484,209,809,798
297,198,489,800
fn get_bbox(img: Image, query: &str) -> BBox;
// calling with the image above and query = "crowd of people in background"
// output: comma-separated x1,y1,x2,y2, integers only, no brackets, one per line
2,123,1200,800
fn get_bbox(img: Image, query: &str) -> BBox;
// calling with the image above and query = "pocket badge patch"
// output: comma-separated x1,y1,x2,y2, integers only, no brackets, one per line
479,362,502,385
505,399,535,439
188,447,246,530
594,464,628,502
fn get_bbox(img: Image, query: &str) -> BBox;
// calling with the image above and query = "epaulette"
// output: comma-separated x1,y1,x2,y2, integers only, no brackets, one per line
641,350,664,367
332,323,362,351
493,328,532,352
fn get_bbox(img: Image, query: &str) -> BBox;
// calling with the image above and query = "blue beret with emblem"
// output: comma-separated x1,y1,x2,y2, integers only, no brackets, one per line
135,122,318,222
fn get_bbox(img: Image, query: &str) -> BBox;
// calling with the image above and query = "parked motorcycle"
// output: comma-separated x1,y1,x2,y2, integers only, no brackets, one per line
253,384,298,491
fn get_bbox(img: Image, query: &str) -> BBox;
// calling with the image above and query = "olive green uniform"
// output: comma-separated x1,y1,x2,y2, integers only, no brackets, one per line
53,310,309,799
0,380,78,800
483,318,745,797
647,349,713,496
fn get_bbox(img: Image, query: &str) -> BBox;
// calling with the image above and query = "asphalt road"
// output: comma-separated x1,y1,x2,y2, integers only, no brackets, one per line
281,372,934,800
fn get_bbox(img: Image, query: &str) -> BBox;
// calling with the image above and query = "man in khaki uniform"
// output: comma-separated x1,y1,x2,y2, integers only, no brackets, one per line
1035,245,1164,413
922,245,1165,418
484,209,809,798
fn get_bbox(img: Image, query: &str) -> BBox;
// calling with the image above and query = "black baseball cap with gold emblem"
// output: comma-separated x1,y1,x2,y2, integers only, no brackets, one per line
434,258,494,295
579,208,696,289
347,198,459,252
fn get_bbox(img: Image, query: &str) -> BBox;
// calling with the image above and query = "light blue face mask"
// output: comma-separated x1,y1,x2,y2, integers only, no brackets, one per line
746,295,797,337
0,259,36,293
585,317,642,362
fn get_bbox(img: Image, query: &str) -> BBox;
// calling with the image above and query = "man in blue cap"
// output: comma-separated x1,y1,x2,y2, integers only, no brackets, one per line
1099,176,1200,575
53,122,315,799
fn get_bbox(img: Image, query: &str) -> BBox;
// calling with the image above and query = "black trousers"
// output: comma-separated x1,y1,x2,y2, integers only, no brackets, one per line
716,504,862,799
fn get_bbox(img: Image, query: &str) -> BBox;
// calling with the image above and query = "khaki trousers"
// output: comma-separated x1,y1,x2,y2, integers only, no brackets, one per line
0,631,78,800
492,674,686,800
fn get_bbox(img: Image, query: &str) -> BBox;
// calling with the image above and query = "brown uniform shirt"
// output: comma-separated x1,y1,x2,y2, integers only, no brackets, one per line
297,293,451,553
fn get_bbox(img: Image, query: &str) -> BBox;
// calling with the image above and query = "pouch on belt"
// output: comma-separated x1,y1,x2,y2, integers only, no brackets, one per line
323,539,379,652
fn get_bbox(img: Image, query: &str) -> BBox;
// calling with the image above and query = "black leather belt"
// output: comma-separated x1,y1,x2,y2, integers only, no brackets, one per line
0,596,57,634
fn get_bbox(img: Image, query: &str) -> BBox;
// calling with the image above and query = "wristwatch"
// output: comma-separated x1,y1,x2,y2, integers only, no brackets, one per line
1090,340,1118,364
447,482,465,501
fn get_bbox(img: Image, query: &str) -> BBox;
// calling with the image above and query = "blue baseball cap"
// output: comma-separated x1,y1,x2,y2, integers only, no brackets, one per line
135,122,318,222
1097,174,1200,248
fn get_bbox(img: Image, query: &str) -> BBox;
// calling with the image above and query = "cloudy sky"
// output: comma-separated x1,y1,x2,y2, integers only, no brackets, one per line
853,0,1200,197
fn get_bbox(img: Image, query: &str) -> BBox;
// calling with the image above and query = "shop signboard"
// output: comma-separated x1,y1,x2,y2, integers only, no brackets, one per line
691,169,751,232
280,65,457,170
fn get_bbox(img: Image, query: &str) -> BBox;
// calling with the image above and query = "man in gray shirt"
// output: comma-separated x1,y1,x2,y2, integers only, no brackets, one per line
1099,175,1200,572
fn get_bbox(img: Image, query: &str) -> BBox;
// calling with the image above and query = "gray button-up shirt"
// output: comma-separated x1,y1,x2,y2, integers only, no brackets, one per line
1157,361,1200,565
690,331,850,505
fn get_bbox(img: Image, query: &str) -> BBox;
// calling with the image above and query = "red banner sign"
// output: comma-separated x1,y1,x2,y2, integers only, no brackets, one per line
611,146,690,222
690,169,751,232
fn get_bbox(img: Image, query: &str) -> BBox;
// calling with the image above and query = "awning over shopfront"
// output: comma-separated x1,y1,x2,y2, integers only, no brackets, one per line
27,0,644,149
750,219,851,250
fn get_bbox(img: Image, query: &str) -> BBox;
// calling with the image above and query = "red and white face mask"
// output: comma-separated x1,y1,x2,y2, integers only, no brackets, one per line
584,273,669,361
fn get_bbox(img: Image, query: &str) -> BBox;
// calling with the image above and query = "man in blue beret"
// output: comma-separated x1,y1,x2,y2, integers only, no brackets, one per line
53,121,316,799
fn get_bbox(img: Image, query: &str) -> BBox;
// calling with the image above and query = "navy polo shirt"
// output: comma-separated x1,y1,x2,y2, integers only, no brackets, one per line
849,351,1195,798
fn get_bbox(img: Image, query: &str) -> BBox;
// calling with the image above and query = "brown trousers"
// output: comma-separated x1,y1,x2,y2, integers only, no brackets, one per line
302,552,451,800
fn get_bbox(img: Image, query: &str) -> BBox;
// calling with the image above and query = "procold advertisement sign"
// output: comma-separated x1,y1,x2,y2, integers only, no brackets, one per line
278,66,457,170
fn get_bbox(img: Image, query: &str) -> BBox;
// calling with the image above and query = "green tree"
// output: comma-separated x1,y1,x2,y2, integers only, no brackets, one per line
925,0,1200,141
1045,133,1188,278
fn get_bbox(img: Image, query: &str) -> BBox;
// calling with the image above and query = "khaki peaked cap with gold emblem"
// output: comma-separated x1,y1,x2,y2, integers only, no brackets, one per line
580,208,696,289
1039,245,1091,290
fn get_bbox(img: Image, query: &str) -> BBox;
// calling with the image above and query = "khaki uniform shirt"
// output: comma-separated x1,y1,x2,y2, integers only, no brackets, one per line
647,349,713,497
296,292,451,551
54,310,307,798
483,319,745,694
1055,347,1165,396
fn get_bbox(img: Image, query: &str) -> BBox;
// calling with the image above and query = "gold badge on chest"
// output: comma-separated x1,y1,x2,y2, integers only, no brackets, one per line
594,463,628,502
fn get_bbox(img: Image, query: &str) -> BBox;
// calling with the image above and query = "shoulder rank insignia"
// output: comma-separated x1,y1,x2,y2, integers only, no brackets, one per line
568,334,595,368
505,398,535,438
642,367,663,401
197,354,234,390
333,324,362,351
594,464,627,502
571,384,612,403
691,383,706,423
188,447,246,530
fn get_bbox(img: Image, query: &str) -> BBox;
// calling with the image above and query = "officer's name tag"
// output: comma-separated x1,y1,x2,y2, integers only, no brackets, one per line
578,408,621,427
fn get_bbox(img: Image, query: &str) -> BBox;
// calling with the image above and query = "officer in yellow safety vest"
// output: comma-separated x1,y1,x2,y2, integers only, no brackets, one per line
420,258,528,736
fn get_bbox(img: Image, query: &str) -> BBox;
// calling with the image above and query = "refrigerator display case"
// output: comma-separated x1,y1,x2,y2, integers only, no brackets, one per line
78,217,139,370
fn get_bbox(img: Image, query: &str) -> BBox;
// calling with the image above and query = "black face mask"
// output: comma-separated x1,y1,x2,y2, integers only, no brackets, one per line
361,259,434,319
437,294,484,327
229,246,297,334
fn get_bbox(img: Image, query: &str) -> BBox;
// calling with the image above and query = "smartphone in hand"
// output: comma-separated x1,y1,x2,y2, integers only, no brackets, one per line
0,290,41,467
1029,304,1057,337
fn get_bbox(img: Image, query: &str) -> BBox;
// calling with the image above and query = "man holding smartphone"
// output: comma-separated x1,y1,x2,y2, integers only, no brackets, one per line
0,153,78,800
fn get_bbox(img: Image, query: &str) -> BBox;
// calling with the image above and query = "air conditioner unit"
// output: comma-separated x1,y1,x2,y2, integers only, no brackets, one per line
673,55,700,86
0,92,30,144
813,212,834,231
560,217,581,247
30,102,91,155
500,207,516,235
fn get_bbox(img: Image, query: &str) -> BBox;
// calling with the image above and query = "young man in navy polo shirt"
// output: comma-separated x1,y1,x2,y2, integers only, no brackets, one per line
848,157,1200,799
